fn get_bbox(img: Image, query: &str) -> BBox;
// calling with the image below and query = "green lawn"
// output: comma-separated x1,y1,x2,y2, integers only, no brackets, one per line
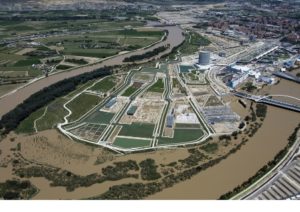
148,78,164,93
113,137,151,149
175,123,202,129
67,93,102,122
89,76,116,93
16,107,45,134
13,58,41,67
122,85,139,97
56,64,73,70
36,98,68,131
158,129,204,145
83,111,115,124
119,123,155,138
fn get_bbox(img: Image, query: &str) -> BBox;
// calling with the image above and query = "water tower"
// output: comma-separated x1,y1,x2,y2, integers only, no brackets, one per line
198,51,210,65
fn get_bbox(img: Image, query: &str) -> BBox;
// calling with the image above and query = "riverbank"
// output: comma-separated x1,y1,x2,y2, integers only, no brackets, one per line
147,80,300,199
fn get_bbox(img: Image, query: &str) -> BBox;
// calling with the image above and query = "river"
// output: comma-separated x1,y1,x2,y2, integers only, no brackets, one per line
148,79,300,199
0,26,184,117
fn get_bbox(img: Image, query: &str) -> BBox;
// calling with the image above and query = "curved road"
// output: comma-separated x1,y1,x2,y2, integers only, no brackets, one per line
0,26,184,118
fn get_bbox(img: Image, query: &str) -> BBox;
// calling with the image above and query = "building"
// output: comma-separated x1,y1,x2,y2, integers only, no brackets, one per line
127,105,138,116
198,51,210,65
227,65,251,73
228,73,249,88
166,115,174,128
259,76,275,84
105,97,117,108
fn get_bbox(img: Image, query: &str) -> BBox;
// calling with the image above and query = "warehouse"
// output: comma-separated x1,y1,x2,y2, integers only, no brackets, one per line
127,105,138,116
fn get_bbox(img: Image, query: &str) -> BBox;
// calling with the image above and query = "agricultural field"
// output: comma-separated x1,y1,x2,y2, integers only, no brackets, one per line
113,137,152,149
66,93,103,122
88,76,118,93
158,128,204,146
83,111,115,124
118,123,155,138
0,12,164,99
148,78,164,93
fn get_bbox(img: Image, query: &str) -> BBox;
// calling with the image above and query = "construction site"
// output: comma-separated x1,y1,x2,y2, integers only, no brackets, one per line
57,58,243,152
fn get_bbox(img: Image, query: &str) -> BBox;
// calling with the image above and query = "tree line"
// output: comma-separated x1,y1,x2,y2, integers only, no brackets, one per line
0,67,112,135
123,45,169,62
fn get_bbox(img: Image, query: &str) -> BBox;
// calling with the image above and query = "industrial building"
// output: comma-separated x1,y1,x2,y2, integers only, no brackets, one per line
227,65,251,73
198,51,210,65
105,97,117,108
127,105,138,115
228,73,249,88
166,114,174,128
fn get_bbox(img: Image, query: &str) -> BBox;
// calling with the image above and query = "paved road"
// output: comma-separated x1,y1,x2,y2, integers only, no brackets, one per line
0,26,184,118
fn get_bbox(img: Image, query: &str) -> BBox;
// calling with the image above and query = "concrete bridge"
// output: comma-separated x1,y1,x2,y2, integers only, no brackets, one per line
273,71,300,84
233,91,300,113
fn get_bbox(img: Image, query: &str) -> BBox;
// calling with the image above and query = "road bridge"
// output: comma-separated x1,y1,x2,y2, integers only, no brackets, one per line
233,91,300,113
273,71,300,84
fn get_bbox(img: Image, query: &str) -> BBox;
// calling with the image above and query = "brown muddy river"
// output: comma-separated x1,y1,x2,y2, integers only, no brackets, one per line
0,26,184,117
148,79,300,199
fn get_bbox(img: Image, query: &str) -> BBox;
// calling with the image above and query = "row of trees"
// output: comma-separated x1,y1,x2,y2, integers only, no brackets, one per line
0,67,112,134
123,45,169,62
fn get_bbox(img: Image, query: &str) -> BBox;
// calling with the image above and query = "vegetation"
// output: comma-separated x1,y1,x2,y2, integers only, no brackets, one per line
15,107,45,134
256,103,267,118
242,82,257,93
123,45,169,62
67,93,102,122
113,137,151,148
119,123,155,138
56,64,72,70
200,143,219,154
159,128,204,145
65,58,88,65
89,76,116,93
122,85,139,96
15,160,140,192
148,78,164,93
179,32,211,55
0,67,112,135
0,180,37,200
139,159,161,181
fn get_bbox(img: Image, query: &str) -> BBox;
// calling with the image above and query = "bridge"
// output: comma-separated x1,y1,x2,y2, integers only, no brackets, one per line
273,71,300,84
233,91,300,113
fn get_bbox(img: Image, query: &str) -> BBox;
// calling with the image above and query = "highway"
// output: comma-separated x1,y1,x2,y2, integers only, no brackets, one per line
0,25,185,118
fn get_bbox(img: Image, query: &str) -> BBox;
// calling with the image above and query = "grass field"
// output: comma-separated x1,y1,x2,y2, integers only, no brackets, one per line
122,85,139,97
113,137,151,149
66,93,102,122
118,123,155,138
179,32,211,56
148,78,164,93
16,107,46,134
56,64,73,70
158,129,204,145
36,98,68,131
83,111,115,124
89,76,116,93
200,142,219,154
175,123,202,129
